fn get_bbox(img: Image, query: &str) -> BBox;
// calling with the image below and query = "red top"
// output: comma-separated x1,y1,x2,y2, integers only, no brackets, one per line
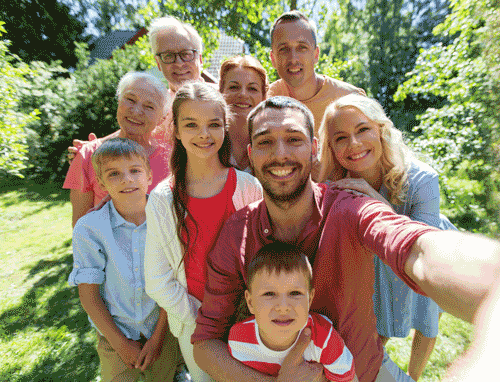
183,167,237,302
228,312,355,381
191,183,438,382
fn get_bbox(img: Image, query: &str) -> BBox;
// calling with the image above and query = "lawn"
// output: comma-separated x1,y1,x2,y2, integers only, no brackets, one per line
0,180,473,381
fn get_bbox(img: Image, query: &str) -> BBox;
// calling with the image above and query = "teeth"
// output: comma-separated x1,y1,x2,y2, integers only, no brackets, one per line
196,142,213,148
234,103,251,108
127,117,142,124
350,151,368,160
288,68,301,73
270,168,292,177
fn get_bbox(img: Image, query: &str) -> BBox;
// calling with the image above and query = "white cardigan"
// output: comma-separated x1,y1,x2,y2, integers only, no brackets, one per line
144,169,263,338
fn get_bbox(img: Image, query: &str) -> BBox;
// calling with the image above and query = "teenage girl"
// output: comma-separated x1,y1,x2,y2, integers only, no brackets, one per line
144,82,263,381
316,93,456,381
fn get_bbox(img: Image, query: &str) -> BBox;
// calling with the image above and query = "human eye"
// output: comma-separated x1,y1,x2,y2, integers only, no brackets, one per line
289,136,304,144
257,138,272,146
107,171,119,178
249,86,259,92
279,46,290,54
290,290,304,297
180,50,195,61
160,52,175,63
297,44,309,52
263,291,275,297
209,122,222,129
334,135,346,143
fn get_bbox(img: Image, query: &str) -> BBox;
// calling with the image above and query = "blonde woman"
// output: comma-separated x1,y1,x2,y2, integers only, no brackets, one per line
316,93,456,381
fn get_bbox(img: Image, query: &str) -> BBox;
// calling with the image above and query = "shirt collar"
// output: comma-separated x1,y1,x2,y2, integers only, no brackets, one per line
108,198,147,229
259,182,325,240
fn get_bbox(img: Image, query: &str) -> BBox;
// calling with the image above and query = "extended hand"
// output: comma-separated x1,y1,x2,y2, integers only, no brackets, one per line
277,328,328,382
67,133,97,163
329,178,392,207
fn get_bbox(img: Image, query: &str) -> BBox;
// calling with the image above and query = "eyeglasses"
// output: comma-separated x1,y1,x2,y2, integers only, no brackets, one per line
156,49,198,64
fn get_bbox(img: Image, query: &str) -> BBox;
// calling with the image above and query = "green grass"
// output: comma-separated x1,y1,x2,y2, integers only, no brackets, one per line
0,180,473,381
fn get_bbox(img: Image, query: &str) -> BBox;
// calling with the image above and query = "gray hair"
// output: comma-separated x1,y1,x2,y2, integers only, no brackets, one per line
148,16,203,55
116,72,170,114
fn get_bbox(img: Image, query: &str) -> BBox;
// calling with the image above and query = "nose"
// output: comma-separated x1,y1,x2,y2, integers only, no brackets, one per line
349,134,361,147
131,102,143,115
198,125,209,138
275,295,290,312
122,171,133,183
273,139,290,160
173,53,184,65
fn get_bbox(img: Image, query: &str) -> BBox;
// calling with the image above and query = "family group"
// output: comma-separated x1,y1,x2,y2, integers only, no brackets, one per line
63,10,500,382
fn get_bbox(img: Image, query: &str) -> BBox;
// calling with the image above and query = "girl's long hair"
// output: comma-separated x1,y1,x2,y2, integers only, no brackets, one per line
316,94,411,204
170,82,232,252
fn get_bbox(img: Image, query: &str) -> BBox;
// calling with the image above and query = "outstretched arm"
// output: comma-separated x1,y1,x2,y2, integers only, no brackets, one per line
404,230,500,323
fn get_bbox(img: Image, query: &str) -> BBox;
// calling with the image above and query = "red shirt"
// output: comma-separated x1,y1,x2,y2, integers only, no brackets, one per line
191,183,438,382
183,168,237,302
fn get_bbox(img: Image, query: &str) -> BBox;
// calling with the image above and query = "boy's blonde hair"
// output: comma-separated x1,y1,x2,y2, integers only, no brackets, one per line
246,242,313,292
91,138,150,180
316,94,411,204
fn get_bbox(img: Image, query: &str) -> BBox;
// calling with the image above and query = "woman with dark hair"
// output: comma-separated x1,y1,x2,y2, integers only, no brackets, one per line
144,82,262,381
219,55,268,172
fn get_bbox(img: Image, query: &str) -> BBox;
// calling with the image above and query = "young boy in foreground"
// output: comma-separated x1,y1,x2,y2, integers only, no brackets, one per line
68,138,181,382
228,242,358,382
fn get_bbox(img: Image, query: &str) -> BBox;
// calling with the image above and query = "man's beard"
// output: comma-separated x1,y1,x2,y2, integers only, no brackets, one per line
256,157,312,209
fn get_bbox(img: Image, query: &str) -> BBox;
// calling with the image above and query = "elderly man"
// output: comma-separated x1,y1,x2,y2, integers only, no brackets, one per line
148,16,206,95
191,96,500,382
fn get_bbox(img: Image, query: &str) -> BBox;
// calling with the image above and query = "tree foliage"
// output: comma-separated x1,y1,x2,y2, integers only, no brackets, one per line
0,0,87,67
395,0,500,234
322,0,450,131
0,23,39,177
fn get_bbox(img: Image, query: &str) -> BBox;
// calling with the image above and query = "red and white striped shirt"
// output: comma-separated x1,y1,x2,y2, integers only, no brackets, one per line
228,312,356,381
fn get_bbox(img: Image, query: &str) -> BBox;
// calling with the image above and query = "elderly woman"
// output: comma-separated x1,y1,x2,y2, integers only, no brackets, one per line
63,72,172,227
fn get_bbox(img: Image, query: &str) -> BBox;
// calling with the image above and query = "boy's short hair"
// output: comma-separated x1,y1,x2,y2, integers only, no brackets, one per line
246,242,313,291
92,138,150,180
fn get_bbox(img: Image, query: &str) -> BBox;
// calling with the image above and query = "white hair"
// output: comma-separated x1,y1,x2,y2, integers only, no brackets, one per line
116,72,170,114
148,16,203,55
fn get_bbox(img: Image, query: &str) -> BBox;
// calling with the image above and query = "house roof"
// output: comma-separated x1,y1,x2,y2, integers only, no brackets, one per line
88,28,147,63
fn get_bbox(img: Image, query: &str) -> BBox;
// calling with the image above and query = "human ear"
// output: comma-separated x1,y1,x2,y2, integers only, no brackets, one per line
97,177,107,192
308,288,315,308
245,289,255,314
270,50,277,69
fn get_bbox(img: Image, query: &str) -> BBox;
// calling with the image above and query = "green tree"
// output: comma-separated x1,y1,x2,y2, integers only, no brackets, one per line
395,0,500,234
322,0,450,131
0,0,87,67
0,22,39,177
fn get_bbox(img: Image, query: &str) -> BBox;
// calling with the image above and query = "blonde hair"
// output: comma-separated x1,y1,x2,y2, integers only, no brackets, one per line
317,94,411,204
92,138,150,180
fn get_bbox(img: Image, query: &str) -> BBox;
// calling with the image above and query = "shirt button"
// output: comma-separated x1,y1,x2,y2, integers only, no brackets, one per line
135,268,139,272
137,287,141,291
394,278,398,281
395,319,398,322
137,303,140,306
264,229,269,234
134,229,138,233
395,298,398,302
75,265,79,268
134,248,138,252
